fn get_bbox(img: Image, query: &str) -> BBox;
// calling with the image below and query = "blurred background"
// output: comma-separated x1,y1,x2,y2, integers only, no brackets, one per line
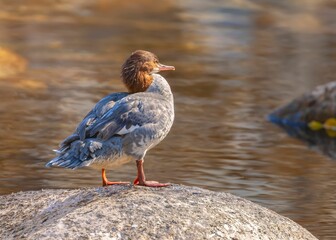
0,0,335,239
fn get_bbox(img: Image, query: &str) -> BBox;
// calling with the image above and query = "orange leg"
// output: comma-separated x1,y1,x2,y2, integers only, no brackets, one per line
102,168,129,186
133,159,170,187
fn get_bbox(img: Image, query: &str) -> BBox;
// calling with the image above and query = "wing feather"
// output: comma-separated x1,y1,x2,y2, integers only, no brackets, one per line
60,92,167,150
75,92,128,141
87,93,167,140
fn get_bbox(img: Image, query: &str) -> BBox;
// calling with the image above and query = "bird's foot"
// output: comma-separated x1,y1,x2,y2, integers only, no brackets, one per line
133,177,170,187
102,181,130,187
101,168,130,187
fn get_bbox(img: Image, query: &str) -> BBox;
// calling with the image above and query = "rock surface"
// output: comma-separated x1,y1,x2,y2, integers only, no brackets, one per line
0,185,316,240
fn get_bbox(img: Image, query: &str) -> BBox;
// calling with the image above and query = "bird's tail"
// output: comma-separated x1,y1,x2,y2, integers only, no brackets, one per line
46,136,123,169
46,140,93,169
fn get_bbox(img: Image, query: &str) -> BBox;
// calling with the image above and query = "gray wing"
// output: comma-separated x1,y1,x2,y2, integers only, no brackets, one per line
60,92,128,149
60,92,167,149
86,93,168,140
76,92,129,140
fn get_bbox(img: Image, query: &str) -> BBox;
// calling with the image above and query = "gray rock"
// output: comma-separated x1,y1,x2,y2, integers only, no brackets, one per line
0,185,317,240
269,81,336,125
268,81,336,159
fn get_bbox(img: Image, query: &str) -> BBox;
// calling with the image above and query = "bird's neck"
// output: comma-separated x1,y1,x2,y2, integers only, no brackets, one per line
146,74,173,100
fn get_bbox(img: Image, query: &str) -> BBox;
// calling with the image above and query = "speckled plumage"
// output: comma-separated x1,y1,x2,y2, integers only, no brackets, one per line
46,52,175,171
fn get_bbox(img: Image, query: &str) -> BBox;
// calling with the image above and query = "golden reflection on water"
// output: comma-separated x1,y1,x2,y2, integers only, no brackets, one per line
0,0,336,239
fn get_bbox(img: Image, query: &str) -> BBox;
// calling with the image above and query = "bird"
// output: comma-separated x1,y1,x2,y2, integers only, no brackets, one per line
46,50,175,187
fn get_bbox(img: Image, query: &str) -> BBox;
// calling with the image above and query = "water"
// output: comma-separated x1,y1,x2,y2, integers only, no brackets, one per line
0,0,336,239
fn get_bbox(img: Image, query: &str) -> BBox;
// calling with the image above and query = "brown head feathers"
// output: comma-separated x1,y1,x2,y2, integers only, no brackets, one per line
121,50,175,93
121,50,158,93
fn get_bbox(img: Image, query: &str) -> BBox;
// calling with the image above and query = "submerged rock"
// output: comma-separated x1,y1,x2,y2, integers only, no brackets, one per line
268,82,336,159
269,81,336,127
0,185,316,240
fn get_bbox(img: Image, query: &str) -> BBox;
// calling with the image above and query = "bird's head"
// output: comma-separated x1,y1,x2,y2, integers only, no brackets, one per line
121,50,175,93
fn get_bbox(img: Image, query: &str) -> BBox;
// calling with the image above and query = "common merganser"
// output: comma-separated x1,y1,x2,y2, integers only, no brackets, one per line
46,50,175,187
